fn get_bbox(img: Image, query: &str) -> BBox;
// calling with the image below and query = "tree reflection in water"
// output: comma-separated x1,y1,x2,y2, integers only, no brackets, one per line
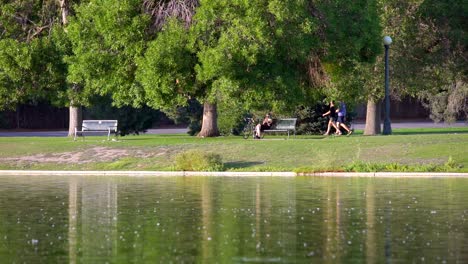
0,176,467,263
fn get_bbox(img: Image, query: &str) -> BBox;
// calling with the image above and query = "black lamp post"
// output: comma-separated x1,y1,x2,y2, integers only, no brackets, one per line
383,36,392,135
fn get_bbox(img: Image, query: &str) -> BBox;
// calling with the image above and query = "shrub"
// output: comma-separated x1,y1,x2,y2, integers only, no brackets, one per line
442,156,461,171
174,150,224,171
345,159,463,173
294,105,328,135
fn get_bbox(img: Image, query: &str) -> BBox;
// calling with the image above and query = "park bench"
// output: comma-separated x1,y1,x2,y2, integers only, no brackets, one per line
74,120,118,141
263,118,297,139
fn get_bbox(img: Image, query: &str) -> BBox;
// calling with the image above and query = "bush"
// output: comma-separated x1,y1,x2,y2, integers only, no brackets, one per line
294,104,328,135
442,156,462,171
174,150,224,171
344,159,462,172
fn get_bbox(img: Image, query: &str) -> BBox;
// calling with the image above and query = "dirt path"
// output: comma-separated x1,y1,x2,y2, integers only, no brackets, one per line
0,146,169,165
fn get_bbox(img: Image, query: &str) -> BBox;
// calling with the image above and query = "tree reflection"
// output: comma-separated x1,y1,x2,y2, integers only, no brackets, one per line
366,183,376,264
52,177,468,263
68,177,77,264
67,177,118,262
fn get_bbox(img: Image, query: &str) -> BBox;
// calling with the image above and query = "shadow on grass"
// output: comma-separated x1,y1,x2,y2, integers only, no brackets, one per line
224,161,264,169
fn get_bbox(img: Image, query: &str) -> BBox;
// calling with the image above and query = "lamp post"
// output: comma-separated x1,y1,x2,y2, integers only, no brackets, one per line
382,36,392,135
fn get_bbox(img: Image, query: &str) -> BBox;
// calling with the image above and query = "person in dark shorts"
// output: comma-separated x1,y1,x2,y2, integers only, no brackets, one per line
255,113,273,139
336,101,352,135
322,100,340,135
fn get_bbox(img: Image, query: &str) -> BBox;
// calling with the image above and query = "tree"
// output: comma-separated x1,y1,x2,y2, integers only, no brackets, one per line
138,0,320,137
361,0,467,134
304,0,382,135
0,1,67,112
55,0,85,136
63,0,151,137
0,0,88,135
401,0,467,123
137,0,375,136
0,0,388,137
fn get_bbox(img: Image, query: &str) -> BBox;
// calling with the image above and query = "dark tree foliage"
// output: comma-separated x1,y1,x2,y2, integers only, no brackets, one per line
84,95,164,136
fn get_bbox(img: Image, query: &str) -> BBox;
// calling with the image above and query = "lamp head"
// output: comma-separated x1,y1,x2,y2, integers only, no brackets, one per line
383,36,392,46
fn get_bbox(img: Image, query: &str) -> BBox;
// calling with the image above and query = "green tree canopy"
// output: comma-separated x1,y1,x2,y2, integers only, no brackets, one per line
138,0,382,136
139,0,318,112
65,0,150,108
0,1,67,110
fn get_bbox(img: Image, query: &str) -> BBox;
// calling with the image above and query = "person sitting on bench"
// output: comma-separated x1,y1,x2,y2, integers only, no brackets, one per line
255,113,273,139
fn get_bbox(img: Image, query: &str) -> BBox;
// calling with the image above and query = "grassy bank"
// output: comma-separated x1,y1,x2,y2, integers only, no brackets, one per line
0,127,467,172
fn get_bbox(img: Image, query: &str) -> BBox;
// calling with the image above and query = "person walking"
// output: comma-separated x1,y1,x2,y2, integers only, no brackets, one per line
322,100,340,135
336,101,353,136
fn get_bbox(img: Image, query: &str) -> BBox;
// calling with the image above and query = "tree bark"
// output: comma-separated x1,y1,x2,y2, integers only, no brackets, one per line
59,0,69,25
68,104,82,137
198,101,220,137
364,98,381,135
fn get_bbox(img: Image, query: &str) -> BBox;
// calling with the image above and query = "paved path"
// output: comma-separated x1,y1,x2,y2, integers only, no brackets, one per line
0,122,465,137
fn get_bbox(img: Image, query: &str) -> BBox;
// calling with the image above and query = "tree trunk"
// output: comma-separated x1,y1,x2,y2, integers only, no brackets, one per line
364,98,381,135
60,0,83,137
59,0,69,25
68,104,82,137
198,101,220,137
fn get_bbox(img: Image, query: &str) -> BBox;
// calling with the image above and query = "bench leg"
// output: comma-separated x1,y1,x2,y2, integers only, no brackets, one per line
107,129,111,141
74,131,85,141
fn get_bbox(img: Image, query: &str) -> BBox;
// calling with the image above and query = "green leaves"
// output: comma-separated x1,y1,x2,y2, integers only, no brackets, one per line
137,19,194,109
137,0,320,115
0,0,401,126
66,0,149,107
0,0,68,109
0,37,67,110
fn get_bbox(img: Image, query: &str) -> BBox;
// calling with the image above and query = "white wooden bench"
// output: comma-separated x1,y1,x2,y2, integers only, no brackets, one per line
74,120,118,141
263,118,297,139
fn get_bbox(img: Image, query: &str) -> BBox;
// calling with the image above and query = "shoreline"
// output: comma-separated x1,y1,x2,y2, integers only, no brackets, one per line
0,170,467,178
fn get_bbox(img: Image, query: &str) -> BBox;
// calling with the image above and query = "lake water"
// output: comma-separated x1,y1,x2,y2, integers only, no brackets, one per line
0,176,467,263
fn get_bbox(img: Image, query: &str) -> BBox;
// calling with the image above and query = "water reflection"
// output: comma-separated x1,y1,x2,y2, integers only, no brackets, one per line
366,183,376,264
0,176,467,263
68,178,77,264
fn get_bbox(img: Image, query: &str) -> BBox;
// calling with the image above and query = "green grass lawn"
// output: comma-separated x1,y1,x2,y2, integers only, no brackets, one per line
0,127,467,172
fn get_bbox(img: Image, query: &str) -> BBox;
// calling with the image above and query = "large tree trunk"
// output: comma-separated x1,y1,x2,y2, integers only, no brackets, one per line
68,104,82,137
198,101,219,137
364,98,381,135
